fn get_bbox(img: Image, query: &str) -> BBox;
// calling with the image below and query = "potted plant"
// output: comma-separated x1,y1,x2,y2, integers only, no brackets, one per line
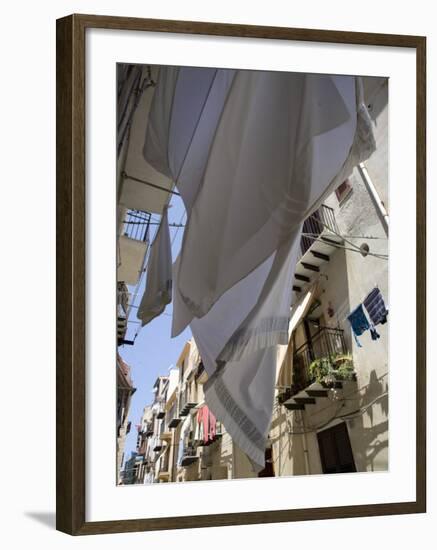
308,353,355,385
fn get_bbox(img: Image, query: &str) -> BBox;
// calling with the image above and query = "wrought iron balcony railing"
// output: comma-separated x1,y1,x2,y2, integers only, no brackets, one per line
179,395,198,417
180,446,199,467
122,209,151,242
291,327,348,394
300,204,339,256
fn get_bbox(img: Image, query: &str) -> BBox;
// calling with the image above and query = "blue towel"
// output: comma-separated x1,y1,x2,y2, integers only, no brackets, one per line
363,287,388,326
347,304,370,347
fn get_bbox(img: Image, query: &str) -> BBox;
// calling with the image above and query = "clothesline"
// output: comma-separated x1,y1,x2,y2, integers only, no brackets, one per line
136,222,388,259
120,218,387,343
122,171,181,196
123,171,388,247
124,217,388,241
307,213,388,258
300,233,388,260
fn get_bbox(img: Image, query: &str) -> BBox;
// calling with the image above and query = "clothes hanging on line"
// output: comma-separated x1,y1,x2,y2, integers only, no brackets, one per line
145,66,236,217
363,287,389,326
187,229,301,468
194,415,203,442
177,414,192,466
147,68,375,332
196,405,217,444
190,79,373,470
145,68,376,471
136,208,172,326
181,74,372,329
347,287,388,346
347,303,371,347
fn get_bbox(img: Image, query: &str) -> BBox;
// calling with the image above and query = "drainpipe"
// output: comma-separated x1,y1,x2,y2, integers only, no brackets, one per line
357,163,389,236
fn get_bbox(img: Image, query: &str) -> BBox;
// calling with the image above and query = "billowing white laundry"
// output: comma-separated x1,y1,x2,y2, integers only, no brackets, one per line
144,66,235,215
136,208,172,326
175,73,372,323
144,68,376,470
188,227,302,469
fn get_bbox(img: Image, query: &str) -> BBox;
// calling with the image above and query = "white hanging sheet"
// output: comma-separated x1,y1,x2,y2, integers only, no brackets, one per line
185,227,300,470
145,68,375,470
175,73,364,323
144,66,235,215
137,208,172,326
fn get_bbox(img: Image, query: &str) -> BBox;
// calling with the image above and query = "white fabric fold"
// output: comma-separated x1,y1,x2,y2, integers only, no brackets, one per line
137,209,172,326
144,66,235,215
176,73,359,323
188,228,302,470
146,67,376,470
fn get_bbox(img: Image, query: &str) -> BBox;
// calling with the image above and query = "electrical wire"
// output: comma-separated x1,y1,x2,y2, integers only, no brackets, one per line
273,371,389,436
307,214,388,260
302,233,388,260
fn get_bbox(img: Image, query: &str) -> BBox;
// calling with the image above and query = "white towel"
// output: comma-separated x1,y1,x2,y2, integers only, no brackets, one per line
137,208,172,326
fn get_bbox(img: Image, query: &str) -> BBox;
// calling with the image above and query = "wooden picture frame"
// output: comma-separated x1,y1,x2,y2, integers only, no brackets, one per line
56,13,426,535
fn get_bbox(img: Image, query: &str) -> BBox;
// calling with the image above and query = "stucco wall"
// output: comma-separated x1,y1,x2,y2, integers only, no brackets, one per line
362,77,389,210
321,85,389,472
272,80,389,476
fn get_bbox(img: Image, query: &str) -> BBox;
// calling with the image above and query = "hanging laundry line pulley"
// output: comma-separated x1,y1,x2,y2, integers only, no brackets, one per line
359,243,370,257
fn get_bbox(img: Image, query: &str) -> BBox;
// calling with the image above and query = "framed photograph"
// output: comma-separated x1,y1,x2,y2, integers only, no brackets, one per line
56,14,426,535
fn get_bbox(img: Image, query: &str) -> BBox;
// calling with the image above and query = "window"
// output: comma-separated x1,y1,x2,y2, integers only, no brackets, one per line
335,179,352,203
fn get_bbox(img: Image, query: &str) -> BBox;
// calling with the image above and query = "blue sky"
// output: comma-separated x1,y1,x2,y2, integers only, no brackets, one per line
119,193,191,463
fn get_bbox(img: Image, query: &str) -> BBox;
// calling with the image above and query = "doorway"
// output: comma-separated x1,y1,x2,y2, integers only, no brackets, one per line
317,422,356,474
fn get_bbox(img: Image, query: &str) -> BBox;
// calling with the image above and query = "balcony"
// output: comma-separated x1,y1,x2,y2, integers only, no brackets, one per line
281,327,354,411
293,205,343,293
168,417,182,429
144,422,154,437
179,388,198,417
117,209,150,287
156,405,165,420
294,327,348,377
179,401,197,417
122,209,151,242
300,205,339,255
180,447,199,467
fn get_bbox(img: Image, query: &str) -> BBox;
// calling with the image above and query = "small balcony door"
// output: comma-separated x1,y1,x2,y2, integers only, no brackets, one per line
317,422,356,474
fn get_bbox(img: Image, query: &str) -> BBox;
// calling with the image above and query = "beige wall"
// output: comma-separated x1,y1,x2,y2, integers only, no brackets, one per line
272,79,389,476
